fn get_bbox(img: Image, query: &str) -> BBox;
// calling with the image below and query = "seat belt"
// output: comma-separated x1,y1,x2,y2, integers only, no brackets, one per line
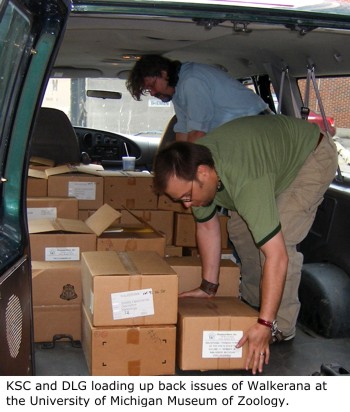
304,65,343,182
277,67,301,118
301,67,311,120
305,66,331,135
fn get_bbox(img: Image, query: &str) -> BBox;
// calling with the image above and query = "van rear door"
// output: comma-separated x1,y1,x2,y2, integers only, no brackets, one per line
0,0,70,376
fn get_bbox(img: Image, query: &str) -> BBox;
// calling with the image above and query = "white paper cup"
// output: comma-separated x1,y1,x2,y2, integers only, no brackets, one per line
122,156,136,171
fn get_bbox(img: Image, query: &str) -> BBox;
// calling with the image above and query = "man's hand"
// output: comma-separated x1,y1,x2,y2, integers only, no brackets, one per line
236,323,271,375
235,230,288,375
178,287,214,298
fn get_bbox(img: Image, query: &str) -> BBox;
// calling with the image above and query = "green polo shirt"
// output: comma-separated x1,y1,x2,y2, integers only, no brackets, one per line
192,114,320,247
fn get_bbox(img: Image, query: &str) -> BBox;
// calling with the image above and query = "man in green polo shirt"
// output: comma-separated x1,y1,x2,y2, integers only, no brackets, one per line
153,114,338,374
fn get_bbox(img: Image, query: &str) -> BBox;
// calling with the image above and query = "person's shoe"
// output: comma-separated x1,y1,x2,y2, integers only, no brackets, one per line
271,330,296,344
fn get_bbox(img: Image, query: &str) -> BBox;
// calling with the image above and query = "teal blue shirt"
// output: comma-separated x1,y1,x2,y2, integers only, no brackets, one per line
192,115,320,246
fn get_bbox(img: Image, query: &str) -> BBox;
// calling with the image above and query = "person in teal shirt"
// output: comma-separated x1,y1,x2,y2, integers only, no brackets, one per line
153,114,338,375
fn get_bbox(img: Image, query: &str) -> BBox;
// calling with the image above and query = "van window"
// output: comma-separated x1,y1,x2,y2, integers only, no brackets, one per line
0,2,30,146
0,1,31,272
43,78,175,139
298,76,350,176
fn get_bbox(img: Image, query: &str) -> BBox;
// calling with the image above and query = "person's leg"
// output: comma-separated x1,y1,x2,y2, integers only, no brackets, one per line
227,211,262,308
276,134,338,336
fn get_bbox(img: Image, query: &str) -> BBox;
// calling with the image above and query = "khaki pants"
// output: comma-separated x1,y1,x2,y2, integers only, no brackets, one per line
227,134,338,335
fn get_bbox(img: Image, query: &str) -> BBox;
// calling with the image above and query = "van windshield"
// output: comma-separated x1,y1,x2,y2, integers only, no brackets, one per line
43,77,175,139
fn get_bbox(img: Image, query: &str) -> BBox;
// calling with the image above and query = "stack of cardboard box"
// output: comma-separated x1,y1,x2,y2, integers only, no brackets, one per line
31,260,82,342
177,297,258,371
80,250,178,375
28,203,121,343
27,164,258,373
165,256,259,372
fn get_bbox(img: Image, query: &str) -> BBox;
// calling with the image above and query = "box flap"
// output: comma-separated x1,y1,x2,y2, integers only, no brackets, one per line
82,251,176,277
178,297,258,318
28,217,93,234
127,251,177,275
70,164,106,176
97,170,153,177
28,165,73,179
85,203,121,236
28,204,120,235
82,251,131,276
30,156,55,167
44,165,153,177
30,163,107,179
29,218,60,234
45,165,73,177
28,168,47,179
122,207,163,237
45,164,100,177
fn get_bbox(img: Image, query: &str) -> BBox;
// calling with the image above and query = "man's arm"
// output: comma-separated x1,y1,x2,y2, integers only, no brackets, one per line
237,230,288,374
178,212,221,297
176,130,206,142
259,230,288,324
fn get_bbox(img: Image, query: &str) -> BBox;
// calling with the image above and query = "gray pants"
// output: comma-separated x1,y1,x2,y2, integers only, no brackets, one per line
227,133,338,335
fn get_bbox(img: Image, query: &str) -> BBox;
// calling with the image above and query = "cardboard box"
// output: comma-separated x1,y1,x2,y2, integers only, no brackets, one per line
165,245,183,257
97,224,166,257
29,156,55,168
81,250,178,326
29,233,96,262
33,304,81,343
31,261,82,306
78,210,96,220
27,177,47,197
121,209,174,245
104,175,158,210
165,256,240,297
174,213,229,248
177,297,258,371
47,174,104,210
157,194,192,213
29,204,120,261
27,197,79,220
82,305,176,376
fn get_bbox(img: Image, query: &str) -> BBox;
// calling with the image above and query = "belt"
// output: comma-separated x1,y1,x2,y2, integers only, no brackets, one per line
316,132,324,149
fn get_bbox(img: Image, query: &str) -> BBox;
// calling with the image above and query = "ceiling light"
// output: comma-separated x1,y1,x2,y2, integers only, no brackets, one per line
121,55,141,61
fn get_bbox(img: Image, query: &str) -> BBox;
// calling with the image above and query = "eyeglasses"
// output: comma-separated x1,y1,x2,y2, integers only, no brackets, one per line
171,180,194,203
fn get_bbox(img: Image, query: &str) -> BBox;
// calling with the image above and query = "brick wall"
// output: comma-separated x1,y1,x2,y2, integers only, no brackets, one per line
299,77,350,128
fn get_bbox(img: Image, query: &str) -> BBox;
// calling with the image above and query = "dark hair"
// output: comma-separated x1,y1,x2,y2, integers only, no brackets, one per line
153,141,215,194
126,55,181,100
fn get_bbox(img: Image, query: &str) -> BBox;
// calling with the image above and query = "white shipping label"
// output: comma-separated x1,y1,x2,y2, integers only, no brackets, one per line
111,288,155,320
45,247,80,261
27,207,57,220
202,331,243,358
68,181,96,200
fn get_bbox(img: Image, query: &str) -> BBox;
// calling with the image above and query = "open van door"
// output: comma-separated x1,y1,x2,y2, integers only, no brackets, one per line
0,0,71,376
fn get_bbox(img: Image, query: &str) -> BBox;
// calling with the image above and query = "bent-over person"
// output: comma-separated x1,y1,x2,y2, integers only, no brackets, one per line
152,114,338,374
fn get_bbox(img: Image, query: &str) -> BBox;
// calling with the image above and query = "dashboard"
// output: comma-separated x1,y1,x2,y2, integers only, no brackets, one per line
74,127,159,171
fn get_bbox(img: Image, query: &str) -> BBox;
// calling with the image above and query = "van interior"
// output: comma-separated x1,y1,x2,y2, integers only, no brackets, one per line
1,0,350,376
